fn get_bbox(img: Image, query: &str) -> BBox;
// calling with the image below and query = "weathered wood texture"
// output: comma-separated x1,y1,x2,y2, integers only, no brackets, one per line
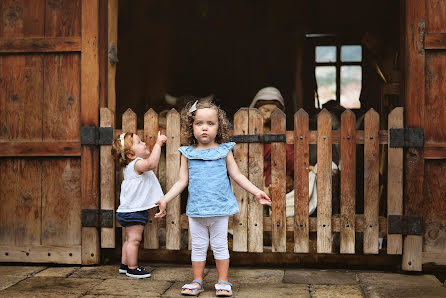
100,108,115,248
0,0,84,264
232,108,249,252
340,110,356,254
294,109,309,253
271,109,286,252
317,109,332,253
107,0,118,112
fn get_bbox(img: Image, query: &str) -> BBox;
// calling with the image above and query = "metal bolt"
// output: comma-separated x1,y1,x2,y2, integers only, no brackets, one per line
91,253,94,257
370,136,374,139
323,136,326,140
323,224,326,227
300,136,303,139
276,222,280,227
347,136,350,140
239,222,242,226
48,253,51,256
346,224,350,228
69,253,73,256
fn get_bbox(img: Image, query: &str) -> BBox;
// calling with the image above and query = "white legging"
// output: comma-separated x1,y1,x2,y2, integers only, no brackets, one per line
188,216,230,262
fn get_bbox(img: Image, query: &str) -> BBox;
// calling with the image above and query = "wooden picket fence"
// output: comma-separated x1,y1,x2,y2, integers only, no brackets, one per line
100,107,414,268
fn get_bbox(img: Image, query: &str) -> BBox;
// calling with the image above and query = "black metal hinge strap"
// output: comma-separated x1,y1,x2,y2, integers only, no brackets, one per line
81,126,113,145
230,134,286,143
388,215,423,235
82,209,114,228
389,128,424,148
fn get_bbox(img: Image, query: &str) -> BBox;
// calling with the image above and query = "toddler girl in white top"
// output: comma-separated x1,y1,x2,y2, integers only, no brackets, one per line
111,131,167,279
155,98,271,296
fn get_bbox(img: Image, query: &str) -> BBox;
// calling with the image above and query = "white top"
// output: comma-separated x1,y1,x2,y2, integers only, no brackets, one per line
116,157,164,213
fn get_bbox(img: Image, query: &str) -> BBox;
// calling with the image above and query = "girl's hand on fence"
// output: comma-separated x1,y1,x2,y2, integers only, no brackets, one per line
154,199,167,218
256,191,271,206
156,131,167,146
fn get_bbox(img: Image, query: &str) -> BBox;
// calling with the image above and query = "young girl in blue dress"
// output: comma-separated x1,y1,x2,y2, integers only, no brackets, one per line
111,131,167,278
155,98,271,296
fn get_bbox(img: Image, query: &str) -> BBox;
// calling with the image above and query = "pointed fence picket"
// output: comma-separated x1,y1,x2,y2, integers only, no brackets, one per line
100,106,414,270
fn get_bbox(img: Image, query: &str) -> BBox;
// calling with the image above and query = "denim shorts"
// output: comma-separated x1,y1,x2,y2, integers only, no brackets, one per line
116,210,149,227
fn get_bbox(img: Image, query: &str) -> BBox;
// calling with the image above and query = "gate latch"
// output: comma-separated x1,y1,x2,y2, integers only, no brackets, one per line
81,126,113,145
388,215,422,235
389,128,424,148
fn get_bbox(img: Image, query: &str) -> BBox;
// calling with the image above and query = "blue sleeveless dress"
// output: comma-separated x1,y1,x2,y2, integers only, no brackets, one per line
178,142,240,217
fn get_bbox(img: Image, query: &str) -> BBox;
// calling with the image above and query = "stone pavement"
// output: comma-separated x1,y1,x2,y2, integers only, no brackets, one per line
0,263,445,297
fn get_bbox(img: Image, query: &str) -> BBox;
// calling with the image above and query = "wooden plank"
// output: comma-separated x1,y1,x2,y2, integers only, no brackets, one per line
232,108,249,252
81,0,100,265
293,109,309,253
422,252,446,265
45,0,81,37
340,110,356,254
0,159,17,245
424,145,446,159
316,109,332,254
100,108,115,248
42,159,82,247
98,0,107,108
144,109,160,249
0,37,81,53
0,245,81,264
424,33,446,49
402,0,425,272
248,108,264,252
15,159,41,246
166,109,181,250
363,109,380,254
271,109,286,252
387,108,403,254
403,236,423,271
0,142,81,156
107,0,118,112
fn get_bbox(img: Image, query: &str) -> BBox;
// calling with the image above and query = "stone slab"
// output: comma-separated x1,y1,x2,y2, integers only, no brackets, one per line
69,264,149,279
150,266,208,282
204,268,284,284
0,266,45,277
236,283,310,298
0,277,102,296
34,267,79,277
313,285,364,298
87,279,171,296
284,269,358,285
163,281,222,297
358,272,446,298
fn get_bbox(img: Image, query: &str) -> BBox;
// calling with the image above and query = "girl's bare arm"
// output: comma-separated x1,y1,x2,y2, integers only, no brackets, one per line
135,132,167,172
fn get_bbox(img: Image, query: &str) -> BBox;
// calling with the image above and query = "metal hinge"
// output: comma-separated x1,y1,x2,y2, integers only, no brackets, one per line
81,209,114,228
389,128,424,148
388,215,423,235
81,126,114,145
229,134,286,143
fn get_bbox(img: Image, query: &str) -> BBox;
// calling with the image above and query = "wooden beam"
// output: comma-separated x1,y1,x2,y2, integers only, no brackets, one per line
0,142,81,156
0,37,81,53
424,33,446,49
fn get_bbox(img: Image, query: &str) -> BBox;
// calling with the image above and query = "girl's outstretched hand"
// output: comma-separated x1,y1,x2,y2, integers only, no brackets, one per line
156,131,167,146
256,191,271,206
154,199,167,218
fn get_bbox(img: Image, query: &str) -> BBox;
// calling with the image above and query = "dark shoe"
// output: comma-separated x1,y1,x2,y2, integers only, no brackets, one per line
126,266,151,279
119,263,128,274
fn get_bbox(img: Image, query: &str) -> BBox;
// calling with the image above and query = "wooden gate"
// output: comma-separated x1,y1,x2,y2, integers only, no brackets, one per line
0,0,100,264
101,106,423,271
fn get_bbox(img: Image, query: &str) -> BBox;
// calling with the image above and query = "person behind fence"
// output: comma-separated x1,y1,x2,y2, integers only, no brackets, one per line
111,131,167,278
154,98,271,296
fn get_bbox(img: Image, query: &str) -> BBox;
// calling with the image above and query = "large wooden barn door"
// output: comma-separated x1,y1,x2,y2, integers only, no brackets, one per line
0,0,100,264
402,0,446,270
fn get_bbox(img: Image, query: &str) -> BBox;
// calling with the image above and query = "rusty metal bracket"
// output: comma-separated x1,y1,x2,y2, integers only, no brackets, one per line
389,128,424,148
229,134,286,143
81,126,113,145
388,215,423,235
108,43,119,65
82,209,114,228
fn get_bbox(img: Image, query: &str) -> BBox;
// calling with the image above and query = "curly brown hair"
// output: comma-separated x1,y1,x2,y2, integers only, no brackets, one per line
180,97,230,146
111,132,135,167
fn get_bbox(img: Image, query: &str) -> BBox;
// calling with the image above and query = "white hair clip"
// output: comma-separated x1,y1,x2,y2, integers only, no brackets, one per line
119,133,126,159
189,100,198,114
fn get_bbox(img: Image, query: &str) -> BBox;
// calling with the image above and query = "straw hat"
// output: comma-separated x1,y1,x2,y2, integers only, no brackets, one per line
249,87,285,109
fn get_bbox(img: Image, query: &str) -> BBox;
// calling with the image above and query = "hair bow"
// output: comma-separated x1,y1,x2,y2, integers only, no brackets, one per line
189,100,198,114
119,133,126,159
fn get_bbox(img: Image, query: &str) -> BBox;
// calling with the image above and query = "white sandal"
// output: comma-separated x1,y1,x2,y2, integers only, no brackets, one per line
215,280,232,297
181,279,204,296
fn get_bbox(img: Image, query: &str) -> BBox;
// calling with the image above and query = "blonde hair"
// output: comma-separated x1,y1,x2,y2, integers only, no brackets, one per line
180,97,230,146
111,132,135,167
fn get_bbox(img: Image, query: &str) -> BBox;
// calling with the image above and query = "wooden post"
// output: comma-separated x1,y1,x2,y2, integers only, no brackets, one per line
81,0,100,264
294,109,309,253
317,109,332,253
363,109,380,254
232,108,249,252
107,0,118,112
144,109,160,249
166,109,181,250
271,109,286,252
340,110,356,254
248,108,263,252
100,108,115,248
387,108,403,254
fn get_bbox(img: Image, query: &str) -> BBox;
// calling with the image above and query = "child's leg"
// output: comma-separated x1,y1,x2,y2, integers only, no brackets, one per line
209,216,231,292
121,227,128,265
124,224,144,269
